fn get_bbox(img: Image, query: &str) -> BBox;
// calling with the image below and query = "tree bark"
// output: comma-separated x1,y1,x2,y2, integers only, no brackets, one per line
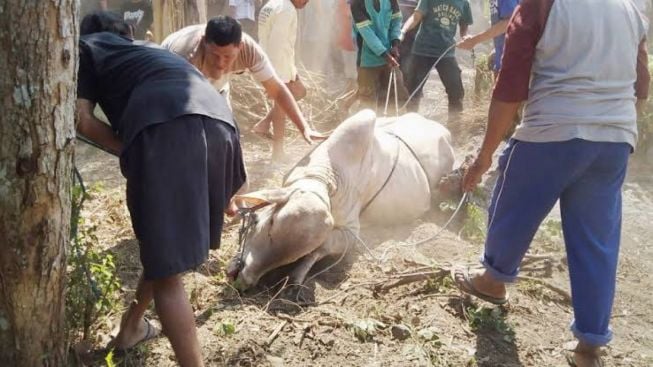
0,1,77,366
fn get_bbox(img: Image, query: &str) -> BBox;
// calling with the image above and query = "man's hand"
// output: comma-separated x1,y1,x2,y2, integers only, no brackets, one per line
385,52,400,68
302,128,329,145
457,35,477,50
462,153,492,192
390,45,400,59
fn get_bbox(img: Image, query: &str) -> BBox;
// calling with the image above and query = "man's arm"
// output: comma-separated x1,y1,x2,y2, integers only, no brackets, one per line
635,38,650,118
459,23,469,38
458,20,509,50
389,0,403,50
351,0,396,65
458,1,473,40
261,77,305,129
463,0,552,192
400,11,423,36
76,99,122,155
143,1,154,33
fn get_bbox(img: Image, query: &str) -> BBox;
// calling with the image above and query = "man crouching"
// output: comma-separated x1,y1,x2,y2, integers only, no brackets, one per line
76,12,246,366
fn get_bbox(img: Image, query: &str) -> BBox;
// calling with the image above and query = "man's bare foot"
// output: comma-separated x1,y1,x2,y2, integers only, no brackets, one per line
452,268,508,304
252,117,272,136
271,150,286,163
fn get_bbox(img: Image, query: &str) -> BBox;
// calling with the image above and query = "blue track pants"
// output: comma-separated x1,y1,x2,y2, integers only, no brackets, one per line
481,138,630,346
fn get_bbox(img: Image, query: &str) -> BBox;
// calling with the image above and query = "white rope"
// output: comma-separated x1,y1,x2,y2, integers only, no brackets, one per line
352,192,469,264
392,67,399,121
383,67,394,116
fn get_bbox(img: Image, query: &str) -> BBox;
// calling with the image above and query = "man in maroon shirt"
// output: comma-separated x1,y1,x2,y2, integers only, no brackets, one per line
452,0,649,366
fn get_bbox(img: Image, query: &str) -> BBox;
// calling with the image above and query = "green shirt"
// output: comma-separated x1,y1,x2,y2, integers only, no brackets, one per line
412,0,473,58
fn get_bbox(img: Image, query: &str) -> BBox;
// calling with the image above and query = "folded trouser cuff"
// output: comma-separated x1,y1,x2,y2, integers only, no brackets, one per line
570,320,613,346
480,254,519,283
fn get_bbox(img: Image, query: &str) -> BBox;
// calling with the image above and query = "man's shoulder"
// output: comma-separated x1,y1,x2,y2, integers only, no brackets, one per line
162,24,205,51
167,24,206,39
261,0,284,11
241,33,261,49
81,31,130,46
239,33,267,60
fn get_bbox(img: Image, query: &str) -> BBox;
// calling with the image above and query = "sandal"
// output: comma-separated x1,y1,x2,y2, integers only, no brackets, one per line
452,267,509,305
566,343,604,367
107,317,160,354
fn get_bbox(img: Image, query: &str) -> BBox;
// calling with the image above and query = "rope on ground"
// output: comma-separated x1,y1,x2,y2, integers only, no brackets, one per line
344,192,469,266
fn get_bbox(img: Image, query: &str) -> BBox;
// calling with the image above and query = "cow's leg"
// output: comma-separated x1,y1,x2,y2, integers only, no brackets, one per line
289,227,355,285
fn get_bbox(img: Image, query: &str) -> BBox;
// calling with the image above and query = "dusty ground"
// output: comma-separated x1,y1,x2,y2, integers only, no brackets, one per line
73,66,653,366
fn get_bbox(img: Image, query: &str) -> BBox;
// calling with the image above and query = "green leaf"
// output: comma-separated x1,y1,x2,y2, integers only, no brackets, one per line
105,349,116,367
217,321,236,336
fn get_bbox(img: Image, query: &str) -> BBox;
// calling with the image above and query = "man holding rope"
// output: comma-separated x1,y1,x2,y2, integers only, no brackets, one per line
401,0,472,119
453,0,649,365
351,0,409,113
457,0,520,77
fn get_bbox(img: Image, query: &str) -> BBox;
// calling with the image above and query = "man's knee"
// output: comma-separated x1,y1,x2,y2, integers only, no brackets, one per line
151,273,184,292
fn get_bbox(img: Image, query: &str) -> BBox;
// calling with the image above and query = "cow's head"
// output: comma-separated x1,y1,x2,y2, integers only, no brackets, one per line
226,185,333,291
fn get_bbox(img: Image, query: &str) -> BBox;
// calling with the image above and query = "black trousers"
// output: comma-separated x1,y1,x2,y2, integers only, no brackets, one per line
121,115,246,280
405,54,464,113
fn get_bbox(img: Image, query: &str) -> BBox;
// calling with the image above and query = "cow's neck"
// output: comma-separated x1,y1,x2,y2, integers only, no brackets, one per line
289,178,331,211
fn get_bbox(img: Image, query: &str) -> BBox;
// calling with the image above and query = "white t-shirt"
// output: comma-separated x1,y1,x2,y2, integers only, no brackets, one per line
632,0,650,32
258,0,298,83
229,0,256,21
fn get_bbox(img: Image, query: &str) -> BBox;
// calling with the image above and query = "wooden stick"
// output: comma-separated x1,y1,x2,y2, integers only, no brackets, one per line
265,320,289,347
374,269,449,294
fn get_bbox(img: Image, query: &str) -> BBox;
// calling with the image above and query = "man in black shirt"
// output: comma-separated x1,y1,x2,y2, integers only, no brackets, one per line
120,0,154,40
77,12,246,365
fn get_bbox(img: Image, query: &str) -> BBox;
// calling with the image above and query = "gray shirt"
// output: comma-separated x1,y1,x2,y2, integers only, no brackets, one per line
494,0,648,149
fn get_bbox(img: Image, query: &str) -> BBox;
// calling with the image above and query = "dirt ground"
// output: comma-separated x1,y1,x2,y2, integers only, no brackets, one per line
73,65,653,366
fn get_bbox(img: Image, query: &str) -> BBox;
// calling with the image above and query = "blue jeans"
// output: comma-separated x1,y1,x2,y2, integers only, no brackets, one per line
482,139,630,346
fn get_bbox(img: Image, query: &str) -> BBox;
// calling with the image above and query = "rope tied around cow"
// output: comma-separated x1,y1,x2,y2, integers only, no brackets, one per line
235,207,260,271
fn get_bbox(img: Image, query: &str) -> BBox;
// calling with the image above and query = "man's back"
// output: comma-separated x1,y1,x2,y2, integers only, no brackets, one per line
78,32,232,146
508,0,648,147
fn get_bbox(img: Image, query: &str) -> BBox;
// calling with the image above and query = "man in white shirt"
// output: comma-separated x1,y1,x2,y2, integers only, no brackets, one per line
163,16,325,161
256,0,310,160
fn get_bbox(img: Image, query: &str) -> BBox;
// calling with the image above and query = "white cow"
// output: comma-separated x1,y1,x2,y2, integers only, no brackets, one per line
228,110,455,289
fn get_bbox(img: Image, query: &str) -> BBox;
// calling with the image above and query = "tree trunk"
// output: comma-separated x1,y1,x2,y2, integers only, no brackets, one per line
152,0,208,42
0,1,77,366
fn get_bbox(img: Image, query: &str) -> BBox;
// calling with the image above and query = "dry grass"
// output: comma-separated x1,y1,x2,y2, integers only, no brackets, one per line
70,66,653,367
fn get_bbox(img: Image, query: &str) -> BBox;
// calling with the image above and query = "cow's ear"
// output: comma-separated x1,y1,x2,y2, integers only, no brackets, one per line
234,188,291,210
